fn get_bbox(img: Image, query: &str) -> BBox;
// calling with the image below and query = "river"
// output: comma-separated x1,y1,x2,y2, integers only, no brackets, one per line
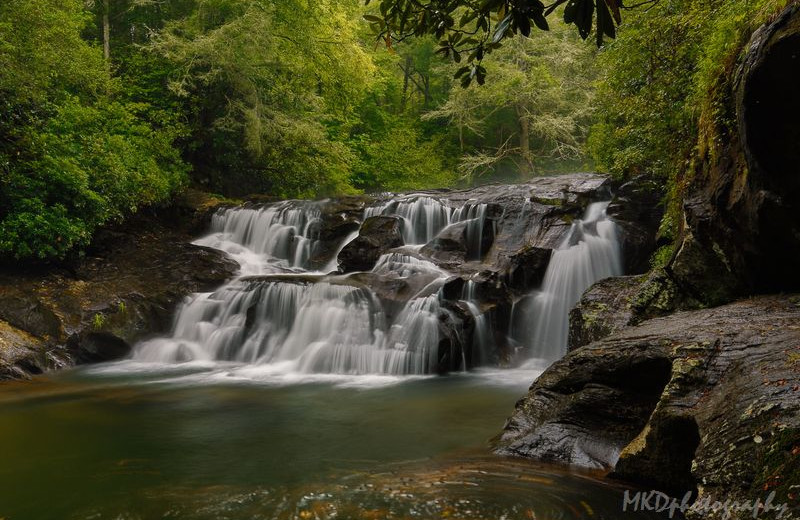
0,364,663,519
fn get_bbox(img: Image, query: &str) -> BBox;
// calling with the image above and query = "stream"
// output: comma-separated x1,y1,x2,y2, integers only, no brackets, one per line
0,365,663,519
0,184,665,519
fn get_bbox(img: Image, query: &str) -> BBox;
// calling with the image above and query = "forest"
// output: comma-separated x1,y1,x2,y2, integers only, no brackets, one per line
0,0,782,264
2,1,800,519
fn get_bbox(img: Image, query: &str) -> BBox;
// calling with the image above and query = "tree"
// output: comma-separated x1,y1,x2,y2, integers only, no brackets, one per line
0,0,186,261
425,22,595,181
365,0,640,85
146,0,376,197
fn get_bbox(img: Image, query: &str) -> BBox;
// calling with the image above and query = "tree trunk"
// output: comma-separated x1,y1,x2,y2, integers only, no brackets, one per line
518,105,533,179
102,0,110,62
401,56,412,110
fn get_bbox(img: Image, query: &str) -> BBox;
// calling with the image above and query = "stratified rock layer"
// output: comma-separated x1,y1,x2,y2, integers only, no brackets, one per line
495,295,800,518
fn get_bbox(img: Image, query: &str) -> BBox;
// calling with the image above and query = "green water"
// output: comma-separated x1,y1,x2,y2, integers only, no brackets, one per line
0,364,664,519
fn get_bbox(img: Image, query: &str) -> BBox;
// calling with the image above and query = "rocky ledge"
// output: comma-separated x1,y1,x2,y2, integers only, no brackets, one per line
495,292,800,518
0,193,238,380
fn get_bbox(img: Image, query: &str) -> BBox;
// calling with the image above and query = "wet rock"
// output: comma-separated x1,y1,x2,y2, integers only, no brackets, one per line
506,246,552,293
0,320,65,379
436,302,473,373
418,216,496,267
0,211,238,379
419,221,472,267
665,4,800,303
606,176,665,274
567,275,643,351
338,216,404,273
495,295,800,517
307,196,366,270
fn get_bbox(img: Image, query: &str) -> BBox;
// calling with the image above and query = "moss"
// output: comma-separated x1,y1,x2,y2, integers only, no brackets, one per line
529,196,567,207
620,423,652,459
752,427,800,508
650,244,676,270
631,269,680,320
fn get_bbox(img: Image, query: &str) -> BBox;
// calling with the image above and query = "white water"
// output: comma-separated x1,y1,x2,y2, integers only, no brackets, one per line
194,201,322,275
133,202,449,375
512,201,622,362
365,196,490,258
132,196,622,378
461,280,493,365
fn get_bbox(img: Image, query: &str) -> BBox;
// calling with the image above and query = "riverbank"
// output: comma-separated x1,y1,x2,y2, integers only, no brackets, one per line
0,192,239,379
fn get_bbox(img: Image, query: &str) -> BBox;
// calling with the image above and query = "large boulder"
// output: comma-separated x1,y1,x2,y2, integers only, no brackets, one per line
495,295,800,518
606,176,665,275
567,275,643,351
337,216,404,273
306,196,366,270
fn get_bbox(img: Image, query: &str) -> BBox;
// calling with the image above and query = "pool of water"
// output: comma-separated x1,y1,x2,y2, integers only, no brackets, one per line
0,363,664,519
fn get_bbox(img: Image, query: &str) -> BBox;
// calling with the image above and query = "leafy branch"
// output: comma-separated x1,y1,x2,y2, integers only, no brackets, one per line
364,0,648,86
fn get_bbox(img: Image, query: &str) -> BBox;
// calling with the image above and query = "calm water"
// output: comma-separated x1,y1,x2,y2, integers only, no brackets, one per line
0,363,663,520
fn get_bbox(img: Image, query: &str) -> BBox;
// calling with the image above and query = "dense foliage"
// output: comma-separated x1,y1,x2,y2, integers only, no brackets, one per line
1,0,596,261
586,0,788,254
0,0,187,261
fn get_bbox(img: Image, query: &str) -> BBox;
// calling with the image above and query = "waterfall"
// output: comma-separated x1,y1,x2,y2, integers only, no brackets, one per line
365,196,489,256
461,281,494,365
512,201,622,362
133,202,449,376
131,184,625,377
194,201,322,275
134,279,444,375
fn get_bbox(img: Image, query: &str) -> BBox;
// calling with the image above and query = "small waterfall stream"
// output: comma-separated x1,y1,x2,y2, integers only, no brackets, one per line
461,280,494,365
365,195,489,258
511,201,622,362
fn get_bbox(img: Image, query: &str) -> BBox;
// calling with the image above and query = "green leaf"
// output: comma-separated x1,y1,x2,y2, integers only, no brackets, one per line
454,66,471,79
492,12,513,44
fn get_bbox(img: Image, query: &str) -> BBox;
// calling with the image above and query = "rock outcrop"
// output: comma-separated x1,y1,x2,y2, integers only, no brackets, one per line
0,198,238,379
567,275,643,351
495,295,800,518
606,176,665,275
338,216,404,272
655,4,800,312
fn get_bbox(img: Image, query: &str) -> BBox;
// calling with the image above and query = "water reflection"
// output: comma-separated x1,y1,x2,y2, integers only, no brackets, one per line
0,368,667,519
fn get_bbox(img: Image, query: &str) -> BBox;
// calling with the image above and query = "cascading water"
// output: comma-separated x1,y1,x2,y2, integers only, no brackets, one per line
512,201,622,362
365,196,489,258
461,280,494,365
131,183,624,377
133,201,451,375
194,201,322,275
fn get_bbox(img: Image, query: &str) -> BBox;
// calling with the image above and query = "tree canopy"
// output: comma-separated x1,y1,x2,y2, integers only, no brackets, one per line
5,0,774,264
364,0,640,86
